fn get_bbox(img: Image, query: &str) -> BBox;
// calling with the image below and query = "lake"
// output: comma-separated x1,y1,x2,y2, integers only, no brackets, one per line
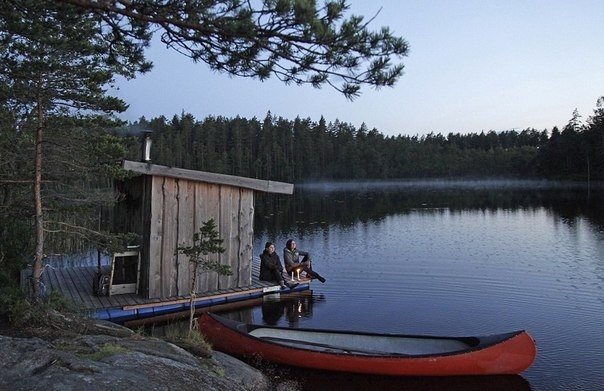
220,180,604,390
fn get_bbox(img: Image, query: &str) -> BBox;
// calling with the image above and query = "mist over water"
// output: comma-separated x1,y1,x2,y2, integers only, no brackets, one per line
297,178,598,192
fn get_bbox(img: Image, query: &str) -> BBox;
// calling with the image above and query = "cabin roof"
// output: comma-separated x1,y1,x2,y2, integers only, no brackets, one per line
122,160,294,194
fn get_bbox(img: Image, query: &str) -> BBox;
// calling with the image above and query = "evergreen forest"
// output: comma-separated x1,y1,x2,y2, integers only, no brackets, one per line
125,100,604,183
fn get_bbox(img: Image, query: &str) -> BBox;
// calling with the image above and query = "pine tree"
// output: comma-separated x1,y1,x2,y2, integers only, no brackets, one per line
0,1,150,299
176,219,229,335
55,0,409,99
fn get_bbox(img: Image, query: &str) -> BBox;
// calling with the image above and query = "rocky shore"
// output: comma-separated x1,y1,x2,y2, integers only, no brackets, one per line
0,311,296,391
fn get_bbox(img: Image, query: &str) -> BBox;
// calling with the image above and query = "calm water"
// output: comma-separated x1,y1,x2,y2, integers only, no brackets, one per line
220,180,604,391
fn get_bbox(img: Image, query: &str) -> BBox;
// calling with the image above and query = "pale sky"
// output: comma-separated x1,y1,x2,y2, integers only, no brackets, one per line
114,0,604,137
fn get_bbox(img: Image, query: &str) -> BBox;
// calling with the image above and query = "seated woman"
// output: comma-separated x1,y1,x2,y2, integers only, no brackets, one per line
259,242,298,289
283,239,326,283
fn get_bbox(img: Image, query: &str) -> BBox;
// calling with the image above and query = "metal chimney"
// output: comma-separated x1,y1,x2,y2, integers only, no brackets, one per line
141,131,152,162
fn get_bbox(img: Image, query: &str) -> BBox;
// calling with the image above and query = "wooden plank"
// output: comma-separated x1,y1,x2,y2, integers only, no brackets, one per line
110,283,137,296
148,175,165,298
161,177,178,298
108,253,116,297
53,269,80,304
219,185,236,290
81,266,103,288
97,293,116,309
195,182,221,293
114,176,145,235
251,258,262,284
45,267,62,294
123,160,294,194
194,181,208,294
87,267,114,309
238,189,254,287
65,267,94,308
107,291,131,307
80,267,105,309
113,293,142,307
139,175,152,298
176,179,195,297
65,267,95,309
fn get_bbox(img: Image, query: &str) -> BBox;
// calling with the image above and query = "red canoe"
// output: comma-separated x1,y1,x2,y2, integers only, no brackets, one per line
198,313,536,376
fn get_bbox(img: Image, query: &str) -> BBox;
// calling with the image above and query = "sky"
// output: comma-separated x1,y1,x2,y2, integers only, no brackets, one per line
113,0,604,137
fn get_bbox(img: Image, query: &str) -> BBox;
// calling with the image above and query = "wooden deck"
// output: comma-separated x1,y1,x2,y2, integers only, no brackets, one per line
30,261,310,323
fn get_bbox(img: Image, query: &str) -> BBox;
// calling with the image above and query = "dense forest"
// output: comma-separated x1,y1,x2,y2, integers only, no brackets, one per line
125,98,604,183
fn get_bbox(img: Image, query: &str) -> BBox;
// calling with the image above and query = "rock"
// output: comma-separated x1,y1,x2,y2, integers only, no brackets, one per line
46,309,136,338
213,351,271,389
0,333,271,391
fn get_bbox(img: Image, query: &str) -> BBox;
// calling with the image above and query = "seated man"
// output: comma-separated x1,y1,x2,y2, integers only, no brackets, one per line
259,242,298,289
283,239,326,283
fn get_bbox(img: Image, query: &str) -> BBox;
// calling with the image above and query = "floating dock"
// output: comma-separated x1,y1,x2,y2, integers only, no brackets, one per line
32,262,310,323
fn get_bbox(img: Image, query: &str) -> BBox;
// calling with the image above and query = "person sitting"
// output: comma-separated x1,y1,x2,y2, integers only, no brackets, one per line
259,241,298,289
283,239,326,283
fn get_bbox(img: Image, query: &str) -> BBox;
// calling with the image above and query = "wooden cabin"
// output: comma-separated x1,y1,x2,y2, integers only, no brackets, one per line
114,160,293,300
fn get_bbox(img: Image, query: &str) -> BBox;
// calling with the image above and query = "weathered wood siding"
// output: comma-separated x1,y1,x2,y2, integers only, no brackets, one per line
238,189,254,287
144,176,253,299
194,182,220,293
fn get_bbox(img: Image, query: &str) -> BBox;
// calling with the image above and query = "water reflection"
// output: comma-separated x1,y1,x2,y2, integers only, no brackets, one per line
282,369,532,391
254,180,604,238
260,290,325,326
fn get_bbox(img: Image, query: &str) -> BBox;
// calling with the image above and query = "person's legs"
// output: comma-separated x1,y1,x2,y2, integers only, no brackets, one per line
271,268,283,283
274,268,300,289
303,265,326,283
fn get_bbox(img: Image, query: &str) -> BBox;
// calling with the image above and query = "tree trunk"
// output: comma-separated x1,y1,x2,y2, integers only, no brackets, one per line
32,77,45,300
189,261,198,337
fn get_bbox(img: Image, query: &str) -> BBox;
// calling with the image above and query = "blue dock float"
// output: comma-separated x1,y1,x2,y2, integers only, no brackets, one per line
98,282,310,323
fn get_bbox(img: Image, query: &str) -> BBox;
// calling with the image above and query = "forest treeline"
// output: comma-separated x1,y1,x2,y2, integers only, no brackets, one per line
126,99,604,182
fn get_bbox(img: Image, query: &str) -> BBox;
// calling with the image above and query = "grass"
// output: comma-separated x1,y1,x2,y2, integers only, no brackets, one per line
77,343,129,361
2,289,76,330
160,321,214,358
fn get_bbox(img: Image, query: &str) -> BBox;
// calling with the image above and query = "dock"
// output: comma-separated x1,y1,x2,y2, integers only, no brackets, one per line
31,262,310,323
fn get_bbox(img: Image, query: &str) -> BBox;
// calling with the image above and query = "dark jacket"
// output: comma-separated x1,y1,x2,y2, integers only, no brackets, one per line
259,249,284,281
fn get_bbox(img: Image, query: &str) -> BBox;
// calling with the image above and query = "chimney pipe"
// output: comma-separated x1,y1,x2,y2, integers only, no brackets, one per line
141,131,152,162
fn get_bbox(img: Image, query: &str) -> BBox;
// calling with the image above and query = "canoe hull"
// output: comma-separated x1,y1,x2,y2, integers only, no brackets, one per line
198,313,536,376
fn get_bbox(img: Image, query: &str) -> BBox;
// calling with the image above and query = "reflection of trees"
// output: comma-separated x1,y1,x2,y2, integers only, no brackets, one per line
261,291,325,327
254,183,604,237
